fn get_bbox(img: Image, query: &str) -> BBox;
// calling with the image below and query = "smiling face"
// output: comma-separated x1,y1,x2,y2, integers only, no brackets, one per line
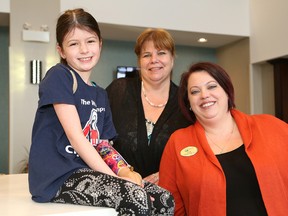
57,27,102,74
139,40,174,84
187,70,229,124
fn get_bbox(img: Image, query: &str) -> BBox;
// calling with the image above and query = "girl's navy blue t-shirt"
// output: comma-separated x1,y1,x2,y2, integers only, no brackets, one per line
29,63,117,202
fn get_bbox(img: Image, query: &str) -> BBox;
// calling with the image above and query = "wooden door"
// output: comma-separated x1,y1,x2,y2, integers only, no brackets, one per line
268,58,288,123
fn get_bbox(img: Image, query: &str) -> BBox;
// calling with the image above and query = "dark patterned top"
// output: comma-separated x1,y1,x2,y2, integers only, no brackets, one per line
106,77,190,177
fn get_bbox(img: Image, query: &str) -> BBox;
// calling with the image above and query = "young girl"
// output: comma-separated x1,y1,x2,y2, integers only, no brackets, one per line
28,8,174,215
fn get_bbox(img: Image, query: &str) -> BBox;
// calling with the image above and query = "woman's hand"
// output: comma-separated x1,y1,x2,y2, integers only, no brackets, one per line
143,172,159,184
118,167,143,186
119,169,155,202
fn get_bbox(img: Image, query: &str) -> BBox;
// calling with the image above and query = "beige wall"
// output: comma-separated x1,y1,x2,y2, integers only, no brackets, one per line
217,39,250,114
0,0,9,12
250,0,288,63
217,44,275,116
249,0,288,114
250,63,275,114
9,0,60,173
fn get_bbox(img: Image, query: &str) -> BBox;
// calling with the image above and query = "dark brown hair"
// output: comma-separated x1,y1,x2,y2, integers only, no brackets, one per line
56,8,102,65
178,62,235,124
134,28,175,59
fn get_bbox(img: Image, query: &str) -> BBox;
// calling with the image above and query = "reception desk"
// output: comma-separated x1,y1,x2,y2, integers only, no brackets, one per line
0,174,117,215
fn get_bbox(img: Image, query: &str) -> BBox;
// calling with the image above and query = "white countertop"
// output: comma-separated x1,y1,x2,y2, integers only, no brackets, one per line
0,173,117,216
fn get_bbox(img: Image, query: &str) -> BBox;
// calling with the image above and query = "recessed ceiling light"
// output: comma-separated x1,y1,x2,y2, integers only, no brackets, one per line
198,38,207,43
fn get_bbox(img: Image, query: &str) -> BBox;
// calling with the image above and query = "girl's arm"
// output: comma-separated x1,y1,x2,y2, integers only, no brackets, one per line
54,103,143,186
54,103,117,176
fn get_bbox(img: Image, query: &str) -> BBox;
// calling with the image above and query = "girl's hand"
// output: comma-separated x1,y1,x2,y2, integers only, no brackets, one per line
118,167,143,186
143,172,159,185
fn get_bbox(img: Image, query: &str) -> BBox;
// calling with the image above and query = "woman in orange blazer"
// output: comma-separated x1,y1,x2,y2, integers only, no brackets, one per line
159,62,288,216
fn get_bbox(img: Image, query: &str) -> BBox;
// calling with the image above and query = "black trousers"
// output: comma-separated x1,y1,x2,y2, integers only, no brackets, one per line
51,168,174,215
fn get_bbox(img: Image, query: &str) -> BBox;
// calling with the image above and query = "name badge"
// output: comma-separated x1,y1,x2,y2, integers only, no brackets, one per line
180,146,198,156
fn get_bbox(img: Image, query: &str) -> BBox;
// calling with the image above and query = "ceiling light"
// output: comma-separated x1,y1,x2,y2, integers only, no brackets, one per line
198,38,207,43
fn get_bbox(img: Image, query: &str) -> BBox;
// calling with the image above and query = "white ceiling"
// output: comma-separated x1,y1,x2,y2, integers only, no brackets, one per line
0,12,246,48
99,23,246,48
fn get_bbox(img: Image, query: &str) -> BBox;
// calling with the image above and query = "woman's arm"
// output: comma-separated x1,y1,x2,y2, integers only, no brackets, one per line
144,172,159,184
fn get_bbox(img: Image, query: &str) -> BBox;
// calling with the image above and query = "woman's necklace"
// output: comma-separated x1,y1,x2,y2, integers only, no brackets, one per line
141,81,168,108
205,120,235,154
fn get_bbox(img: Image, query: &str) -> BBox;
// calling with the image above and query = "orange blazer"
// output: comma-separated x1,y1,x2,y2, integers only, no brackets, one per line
159,109,288,216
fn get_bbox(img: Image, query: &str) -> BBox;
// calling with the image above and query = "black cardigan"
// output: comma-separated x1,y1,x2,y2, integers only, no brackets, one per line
106,77,190,177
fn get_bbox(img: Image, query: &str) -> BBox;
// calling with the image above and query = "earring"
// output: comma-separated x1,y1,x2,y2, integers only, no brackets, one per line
189,107,192,111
